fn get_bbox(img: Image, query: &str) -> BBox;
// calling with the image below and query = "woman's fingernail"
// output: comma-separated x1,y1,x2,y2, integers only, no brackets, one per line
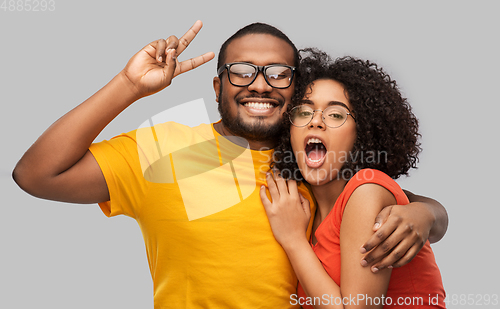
372,267,379,273
360,260,368,267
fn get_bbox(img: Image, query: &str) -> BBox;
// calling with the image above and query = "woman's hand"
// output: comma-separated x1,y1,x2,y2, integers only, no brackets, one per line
121,20,215,99
260,171,311,249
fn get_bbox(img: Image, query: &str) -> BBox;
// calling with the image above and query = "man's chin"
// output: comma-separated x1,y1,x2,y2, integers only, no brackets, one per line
218,97,285,143
222,116,283,142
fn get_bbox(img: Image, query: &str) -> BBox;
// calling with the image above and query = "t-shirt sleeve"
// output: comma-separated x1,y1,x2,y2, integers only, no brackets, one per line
89,131,149,219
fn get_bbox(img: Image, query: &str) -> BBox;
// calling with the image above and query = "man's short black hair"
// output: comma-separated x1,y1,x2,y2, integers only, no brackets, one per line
217,22,299,71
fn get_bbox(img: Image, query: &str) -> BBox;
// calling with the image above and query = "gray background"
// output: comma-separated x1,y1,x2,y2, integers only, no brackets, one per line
1,0,499,308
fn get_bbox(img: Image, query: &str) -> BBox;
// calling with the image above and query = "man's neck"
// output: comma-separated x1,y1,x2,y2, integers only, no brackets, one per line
213,122,277,150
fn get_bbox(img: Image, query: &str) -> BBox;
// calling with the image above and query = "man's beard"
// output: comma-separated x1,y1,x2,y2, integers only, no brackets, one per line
218,90,285,145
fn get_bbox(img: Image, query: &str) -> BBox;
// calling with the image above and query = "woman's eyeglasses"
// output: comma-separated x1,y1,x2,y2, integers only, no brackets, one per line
289,105,355,128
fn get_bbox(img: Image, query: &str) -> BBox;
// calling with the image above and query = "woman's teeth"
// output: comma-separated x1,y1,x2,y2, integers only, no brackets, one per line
307,138,323,145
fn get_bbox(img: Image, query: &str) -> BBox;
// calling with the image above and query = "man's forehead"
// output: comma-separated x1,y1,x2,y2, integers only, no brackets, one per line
224,33,295,65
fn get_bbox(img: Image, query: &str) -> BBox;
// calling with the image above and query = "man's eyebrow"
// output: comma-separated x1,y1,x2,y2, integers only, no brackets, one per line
233,61,291,66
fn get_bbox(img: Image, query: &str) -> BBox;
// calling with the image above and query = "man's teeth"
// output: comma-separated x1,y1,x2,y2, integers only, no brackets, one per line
244,102,274,109
307,138,323,145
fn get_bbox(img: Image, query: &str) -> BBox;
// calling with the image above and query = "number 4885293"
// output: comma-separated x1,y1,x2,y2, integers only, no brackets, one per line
1,0,56,11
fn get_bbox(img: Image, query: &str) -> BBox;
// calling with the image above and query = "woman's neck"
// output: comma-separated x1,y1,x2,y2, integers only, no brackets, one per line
311,178,348,223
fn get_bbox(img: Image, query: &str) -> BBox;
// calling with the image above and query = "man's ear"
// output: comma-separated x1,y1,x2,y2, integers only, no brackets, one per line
213,76,221,103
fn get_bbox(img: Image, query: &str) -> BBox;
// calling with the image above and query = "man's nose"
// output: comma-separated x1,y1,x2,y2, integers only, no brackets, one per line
247,72,273,93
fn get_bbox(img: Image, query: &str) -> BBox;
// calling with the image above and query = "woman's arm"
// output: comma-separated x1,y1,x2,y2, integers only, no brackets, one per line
259,173,343,308
339,183,395,308
260,173,392,308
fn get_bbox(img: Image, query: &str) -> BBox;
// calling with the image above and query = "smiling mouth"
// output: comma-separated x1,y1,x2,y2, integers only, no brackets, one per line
238,97,281,115
305,137,327,167
242,102,277,109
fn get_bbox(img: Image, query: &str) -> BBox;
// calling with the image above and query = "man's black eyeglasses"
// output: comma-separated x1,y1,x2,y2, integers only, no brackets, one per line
217,62,295,89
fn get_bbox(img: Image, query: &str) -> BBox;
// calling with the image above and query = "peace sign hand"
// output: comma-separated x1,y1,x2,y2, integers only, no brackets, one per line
121,20,215,99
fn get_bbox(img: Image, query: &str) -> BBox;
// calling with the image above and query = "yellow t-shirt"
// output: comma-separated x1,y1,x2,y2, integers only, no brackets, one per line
89,121,315,308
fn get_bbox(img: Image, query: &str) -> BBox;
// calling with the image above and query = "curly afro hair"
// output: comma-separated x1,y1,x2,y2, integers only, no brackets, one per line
274,48,421,181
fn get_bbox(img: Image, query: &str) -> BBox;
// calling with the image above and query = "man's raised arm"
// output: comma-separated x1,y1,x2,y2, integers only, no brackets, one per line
12,21,214,204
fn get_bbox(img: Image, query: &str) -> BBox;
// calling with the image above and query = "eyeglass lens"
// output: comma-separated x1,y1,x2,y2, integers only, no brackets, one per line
228,63,293,88
290,105,349,128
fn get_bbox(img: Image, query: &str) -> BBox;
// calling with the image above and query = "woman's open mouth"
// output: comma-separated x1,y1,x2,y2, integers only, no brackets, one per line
304,136,327,168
